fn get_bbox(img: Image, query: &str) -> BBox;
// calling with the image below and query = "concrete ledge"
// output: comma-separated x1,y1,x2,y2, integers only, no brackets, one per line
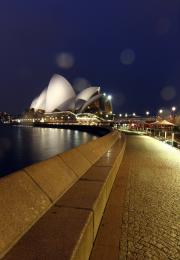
59,148,92,177
77,132,118,164
0,171,51,259
4,207,94,260
81,166,111,182
56,180,107,238
24,156,78,202
1,131,126,259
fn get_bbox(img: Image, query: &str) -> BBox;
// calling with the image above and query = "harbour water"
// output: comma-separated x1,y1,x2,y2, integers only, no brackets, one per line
0,125,98,177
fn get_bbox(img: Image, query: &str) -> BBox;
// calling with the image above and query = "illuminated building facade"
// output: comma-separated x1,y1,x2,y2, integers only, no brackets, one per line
28,74,112,118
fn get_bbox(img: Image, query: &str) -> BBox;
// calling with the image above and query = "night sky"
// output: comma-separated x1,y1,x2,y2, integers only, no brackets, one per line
0,0,180,115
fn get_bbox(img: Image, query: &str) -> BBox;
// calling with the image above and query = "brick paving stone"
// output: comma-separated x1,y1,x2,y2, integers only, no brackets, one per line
91,135,180,260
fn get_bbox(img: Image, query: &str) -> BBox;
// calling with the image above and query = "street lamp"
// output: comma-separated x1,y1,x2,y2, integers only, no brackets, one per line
125,113,128,117
146,111,150,116
119,114,122,117
172,106,176,112
107,95,112,100
159,109,163,114
171,106,176,121
132,113,136,116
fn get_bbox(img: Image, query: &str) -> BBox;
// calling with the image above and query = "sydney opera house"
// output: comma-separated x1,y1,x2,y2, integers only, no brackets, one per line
22,74,113,124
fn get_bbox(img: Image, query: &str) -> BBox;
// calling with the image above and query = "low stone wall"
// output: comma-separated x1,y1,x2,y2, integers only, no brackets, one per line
0,131,126,259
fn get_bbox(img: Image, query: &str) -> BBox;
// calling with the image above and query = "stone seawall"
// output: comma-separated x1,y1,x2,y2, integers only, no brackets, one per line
0,131,126,259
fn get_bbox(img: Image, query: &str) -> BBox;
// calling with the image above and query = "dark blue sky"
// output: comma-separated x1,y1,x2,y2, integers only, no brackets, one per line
0,0,180,114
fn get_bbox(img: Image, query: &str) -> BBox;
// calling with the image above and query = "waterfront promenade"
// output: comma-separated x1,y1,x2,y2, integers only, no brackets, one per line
1,132,180,259
90,135,180,260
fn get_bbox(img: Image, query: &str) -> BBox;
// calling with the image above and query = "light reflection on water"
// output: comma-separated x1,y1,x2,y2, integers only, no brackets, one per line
0,126,98,177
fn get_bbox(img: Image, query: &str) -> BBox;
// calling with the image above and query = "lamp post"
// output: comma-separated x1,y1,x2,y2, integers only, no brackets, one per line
145,111,150,134
158,109,163,121
171,106,176,124
172,132,174,146
172,106,176,112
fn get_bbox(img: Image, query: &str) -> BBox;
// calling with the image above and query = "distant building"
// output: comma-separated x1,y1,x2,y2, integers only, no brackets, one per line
26,74,112,120
0,112,11,123
16,74,113,125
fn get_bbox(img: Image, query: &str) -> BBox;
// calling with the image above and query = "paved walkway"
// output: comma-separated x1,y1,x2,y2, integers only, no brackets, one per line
90,135,180,260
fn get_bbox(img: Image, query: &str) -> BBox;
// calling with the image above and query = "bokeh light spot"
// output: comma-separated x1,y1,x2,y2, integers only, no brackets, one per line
56,52,74,69
120,49,135,65
160,86,176,101
73,77,91,92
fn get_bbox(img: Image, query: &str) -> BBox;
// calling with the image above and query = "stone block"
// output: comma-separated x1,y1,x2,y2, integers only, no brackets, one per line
76,132,119,164
59,147,91,177
89,143,106,157
81,166,111,182
4,207,93,260
95,132,118,152
56,180,107,238
94,156,115,167
0,171,51,259
25,156,77,202
77,143,101,164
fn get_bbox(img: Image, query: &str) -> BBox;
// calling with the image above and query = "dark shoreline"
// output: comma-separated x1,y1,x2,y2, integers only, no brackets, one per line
10,122,111,136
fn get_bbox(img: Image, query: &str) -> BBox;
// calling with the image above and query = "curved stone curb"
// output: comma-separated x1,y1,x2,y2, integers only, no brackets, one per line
0,131,126,259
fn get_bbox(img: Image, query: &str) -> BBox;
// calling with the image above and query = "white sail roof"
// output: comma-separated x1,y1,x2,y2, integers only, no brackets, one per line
76,87,100,101
30,97,38,110
45,74,76,112
30,75,101,113
30,88,47,111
